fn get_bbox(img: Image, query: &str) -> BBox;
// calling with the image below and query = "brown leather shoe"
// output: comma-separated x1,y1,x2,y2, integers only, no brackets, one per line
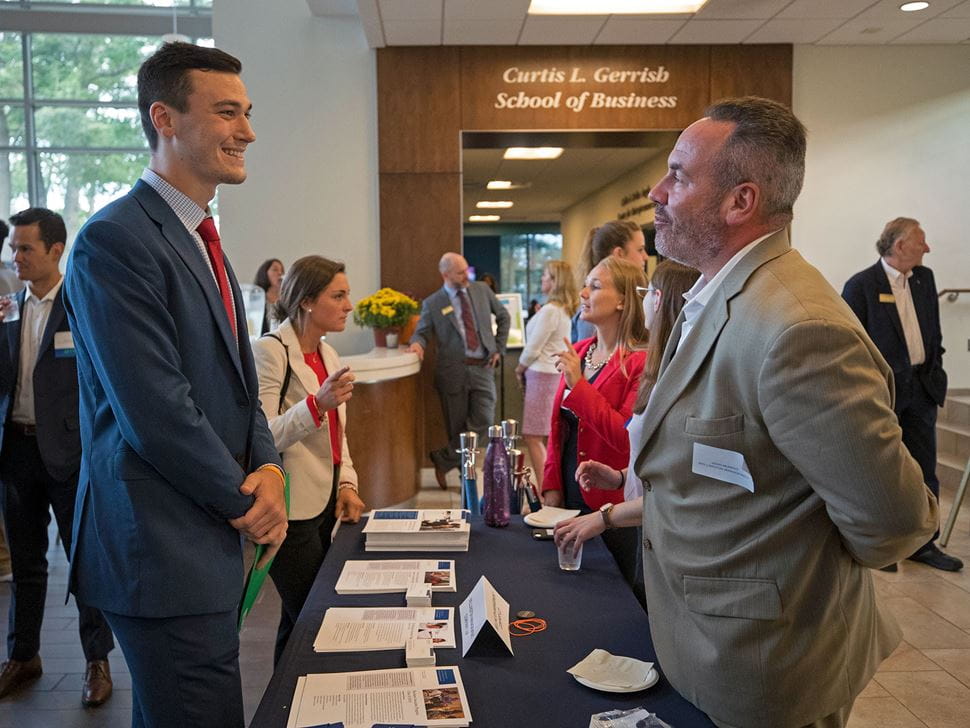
81,659,112,707
429,451,449,490
0,654,42,698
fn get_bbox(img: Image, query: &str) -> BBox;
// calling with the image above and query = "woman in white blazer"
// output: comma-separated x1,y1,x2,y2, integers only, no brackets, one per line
252,255,365,664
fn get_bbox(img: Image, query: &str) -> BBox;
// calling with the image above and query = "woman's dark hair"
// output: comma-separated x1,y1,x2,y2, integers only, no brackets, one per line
578,220,640,283
632,261,701,414
254,258,283,291
275,255,345,330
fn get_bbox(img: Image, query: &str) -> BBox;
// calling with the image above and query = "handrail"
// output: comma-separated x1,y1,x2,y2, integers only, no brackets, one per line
938,289,970,302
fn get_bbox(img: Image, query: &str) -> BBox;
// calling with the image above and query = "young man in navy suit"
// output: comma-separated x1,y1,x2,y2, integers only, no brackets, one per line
64,43,287,727
0,208,115,705
843,218,961,572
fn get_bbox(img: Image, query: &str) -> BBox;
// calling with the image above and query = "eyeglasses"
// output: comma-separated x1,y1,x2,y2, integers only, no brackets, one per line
635,286,658,297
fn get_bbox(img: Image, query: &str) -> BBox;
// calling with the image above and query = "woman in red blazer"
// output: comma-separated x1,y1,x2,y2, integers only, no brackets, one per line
542,257,648,587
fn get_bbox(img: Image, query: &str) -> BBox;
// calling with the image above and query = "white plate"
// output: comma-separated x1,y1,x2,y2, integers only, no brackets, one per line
574,668,659,693
523,506,581,528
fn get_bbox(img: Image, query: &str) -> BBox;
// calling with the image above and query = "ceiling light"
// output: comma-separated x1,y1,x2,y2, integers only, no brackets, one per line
487,180,513,189
504,147,563,160
900,2,929,10
529,0,709,14
476,201,514,209
469,215,501,222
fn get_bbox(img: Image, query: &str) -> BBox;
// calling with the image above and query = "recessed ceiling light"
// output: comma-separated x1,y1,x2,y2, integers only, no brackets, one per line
476,201,514,209
900,2,930,11
487,180,513,189
529,0,708,14
504,147,563,160
469,215,501,222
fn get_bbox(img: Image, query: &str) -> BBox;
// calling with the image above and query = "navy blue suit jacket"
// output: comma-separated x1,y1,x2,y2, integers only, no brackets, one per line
842,261,947,412
0,286,81,482
64,180,281,618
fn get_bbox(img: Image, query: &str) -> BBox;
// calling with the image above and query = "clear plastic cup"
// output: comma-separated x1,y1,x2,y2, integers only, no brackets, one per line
0,293,20,323
558,540,582,571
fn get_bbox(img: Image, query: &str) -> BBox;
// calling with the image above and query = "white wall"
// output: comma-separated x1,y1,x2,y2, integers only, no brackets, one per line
792,44,970,387
560,151,669,274
214,0,379,356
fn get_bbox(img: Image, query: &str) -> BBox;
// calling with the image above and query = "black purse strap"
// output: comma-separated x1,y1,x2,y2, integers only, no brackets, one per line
262,333,292,416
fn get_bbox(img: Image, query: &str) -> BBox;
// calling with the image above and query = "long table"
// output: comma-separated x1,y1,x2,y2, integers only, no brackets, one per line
251,516,716,728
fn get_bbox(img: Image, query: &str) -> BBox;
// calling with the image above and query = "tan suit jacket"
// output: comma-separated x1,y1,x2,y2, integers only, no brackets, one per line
632,230,937,728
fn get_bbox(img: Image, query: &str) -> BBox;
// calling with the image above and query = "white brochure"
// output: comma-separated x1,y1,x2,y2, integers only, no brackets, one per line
286,666,472,728
335,560,457,595
313,607,456,652
459,576,513,657
692,442,755,493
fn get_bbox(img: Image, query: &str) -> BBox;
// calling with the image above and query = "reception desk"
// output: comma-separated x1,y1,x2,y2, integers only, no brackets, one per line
341,347,421,508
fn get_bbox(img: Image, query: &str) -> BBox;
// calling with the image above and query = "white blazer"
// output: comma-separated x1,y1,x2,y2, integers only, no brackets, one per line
252,318,358,520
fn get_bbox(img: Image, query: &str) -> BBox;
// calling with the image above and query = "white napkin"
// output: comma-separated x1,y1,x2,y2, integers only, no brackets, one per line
567,649,654,689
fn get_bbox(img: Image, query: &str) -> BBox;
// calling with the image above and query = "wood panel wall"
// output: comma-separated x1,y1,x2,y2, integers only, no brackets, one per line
376,44,792,469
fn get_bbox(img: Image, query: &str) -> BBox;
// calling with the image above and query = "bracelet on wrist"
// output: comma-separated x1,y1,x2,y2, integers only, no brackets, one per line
337,482,358,492
615,468,625,490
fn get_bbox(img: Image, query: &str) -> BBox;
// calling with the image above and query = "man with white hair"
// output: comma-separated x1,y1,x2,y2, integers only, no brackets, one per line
843,218,959,572
409,253,510,489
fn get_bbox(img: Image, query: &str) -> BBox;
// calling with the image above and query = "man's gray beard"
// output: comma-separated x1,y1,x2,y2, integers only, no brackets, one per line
655,227,723,270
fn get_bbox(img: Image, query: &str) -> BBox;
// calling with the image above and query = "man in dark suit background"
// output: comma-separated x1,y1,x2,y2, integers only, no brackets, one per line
408,253,510,488
0,208,114,705
64,43,287,727
843,217,961,572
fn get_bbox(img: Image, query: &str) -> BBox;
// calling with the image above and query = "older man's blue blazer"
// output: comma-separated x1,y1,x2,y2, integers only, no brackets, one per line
842,261,947,413
64,180,281,618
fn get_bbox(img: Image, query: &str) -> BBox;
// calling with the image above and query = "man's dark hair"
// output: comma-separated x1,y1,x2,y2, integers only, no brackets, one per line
0,219,8,243
705,96,807,226
8,207,67,251
137,41,242,151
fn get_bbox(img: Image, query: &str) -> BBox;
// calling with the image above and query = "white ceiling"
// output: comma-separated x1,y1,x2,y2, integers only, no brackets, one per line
461,134,673,222
307,0,970,46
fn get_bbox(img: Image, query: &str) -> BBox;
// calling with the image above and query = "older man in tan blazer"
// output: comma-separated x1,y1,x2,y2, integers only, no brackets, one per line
629,98,938,728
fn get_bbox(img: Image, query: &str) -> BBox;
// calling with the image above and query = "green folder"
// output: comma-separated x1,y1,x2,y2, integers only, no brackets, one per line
238,472,290,631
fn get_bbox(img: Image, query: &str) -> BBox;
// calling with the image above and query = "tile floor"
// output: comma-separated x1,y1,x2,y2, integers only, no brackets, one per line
0,472,968,727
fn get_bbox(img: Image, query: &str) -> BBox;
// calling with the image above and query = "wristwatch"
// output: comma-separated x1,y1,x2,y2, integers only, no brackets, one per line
599,502,615,530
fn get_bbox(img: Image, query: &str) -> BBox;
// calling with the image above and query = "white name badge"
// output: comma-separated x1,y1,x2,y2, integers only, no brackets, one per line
692,442,754,493
54,331,76,358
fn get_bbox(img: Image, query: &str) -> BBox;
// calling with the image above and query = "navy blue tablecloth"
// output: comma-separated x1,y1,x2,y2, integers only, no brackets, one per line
251,516,715,728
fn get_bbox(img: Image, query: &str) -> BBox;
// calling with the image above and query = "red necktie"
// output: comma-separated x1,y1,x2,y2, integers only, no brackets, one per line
458,289,480,351
196,217,237,338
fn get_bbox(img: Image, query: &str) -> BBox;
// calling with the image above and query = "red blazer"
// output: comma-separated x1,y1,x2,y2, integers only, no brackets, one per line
542,338,646,510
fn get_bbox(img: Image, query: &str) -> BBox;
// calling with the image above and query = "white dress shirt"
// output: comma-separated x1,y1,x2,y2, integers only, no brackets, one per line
11,277,62,425
676,231,780,352
880,258,926,366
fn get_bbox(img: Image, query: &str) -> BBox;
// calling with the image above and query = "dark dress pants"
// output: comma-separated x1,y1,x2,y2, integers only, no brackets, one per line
0,428,114,661
433,362,497,471
268,486,337,665
897,374,941,544
104,608,242,728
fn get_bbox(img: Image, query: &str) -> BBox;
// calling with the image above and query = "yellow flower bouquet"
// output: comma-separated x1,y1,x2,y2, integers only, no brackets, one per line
353,287,419,330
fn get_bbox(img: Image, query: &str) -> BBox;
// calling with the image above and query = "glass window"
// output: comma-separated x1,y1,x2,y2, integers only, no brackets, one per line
1,105,26,148
0,32,23,98
31,34,158,102
500,233,563,305
1,151,29,236
34,106,146,149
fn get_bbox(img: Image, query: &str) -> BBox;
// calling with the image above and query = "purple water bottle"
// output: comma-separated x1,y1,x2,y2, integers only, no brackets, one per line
483,425,511,528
